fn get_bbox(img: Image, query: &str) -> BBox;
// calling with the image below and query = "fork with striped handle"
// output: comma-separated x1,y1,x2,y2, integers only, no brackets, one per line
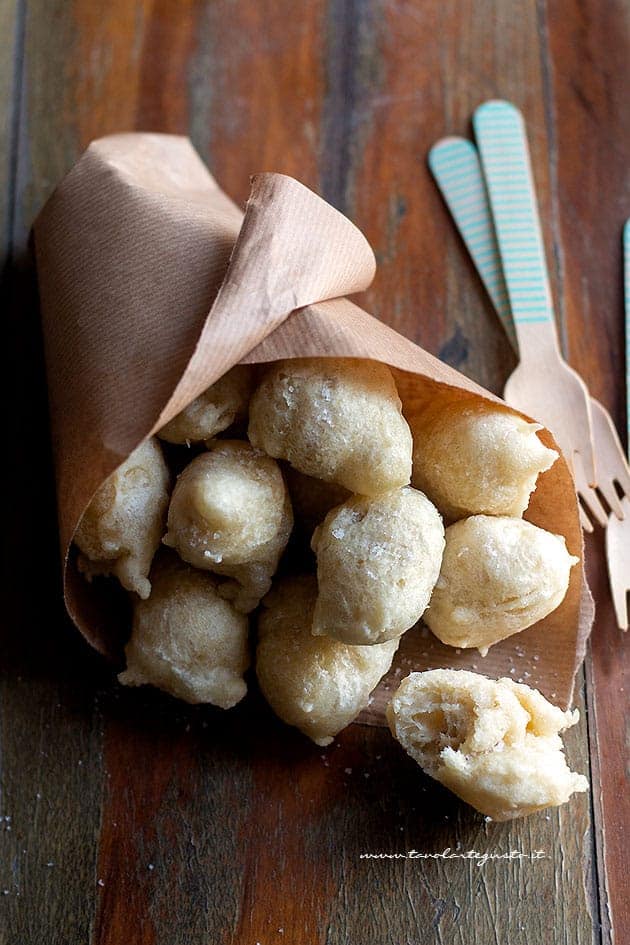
471,100,598,498
428,128,630,535
604,221,630,630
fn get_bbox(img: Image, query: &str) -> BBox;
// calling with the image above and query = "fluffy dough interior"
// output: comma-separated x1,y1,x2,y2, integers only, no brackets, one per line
311,487,445,645
411,398,558,521
387,669,588,820
75,437,170,599
119,554,249,708
248,357,413,496
424,515,578,653
257,575,399,745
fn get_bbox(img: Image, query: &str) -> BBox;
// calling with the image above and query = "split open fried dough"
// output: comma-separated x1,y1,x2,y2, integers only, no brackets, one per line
387,669,588,820
248,358,413,496
75,437,170,599
257,576,398,746
119,555,249,708
311,487,445,645
411,399,558,521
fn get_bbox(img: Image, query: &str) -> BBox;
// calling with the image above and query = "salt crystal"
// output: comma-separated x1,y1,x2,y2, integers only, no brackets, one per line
203,549,223,563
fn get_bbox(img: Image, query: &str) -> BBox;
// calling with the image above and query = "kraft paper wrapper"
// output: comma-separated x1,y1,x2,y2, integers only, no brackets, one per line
34,133,593,719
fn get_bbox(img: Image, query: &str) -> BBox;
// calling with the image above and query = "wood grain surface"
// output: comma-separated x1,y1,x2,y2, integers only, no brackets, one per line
1,1,627,943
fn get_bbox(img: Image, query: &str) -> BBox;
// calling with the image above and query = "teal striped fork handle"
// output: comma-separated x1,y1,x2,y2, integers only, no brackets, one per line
471,99,597,493
427,137,516,351
429,127,629,527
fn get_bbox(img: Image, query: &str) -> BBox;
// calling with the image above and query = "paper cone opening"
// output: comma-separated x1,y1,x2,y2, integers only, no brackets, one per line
34,133,592,713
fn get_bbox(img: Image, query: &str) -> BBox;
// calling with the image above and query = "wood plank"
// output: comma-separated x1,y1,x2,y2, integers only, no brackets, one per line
0,0,20,272
0,2,105,942
543,1,630,941
0,0,607,942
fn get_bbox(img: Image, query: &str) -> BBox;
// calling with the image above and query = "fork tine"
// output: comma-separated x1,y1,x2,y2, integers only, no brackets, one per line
596,477,625,520
607,563,629,631
579,487,607,528
573,451,609,528
590,398,630,512
579,504,594,533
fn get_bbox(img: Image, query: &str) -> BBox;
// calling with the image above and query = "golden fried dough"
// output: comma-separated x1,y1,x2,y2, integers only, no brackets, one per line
311,488,444,645
164,440,292,612
425,515,577,653
119,555,249,708
257,576,398,746
387,669,588,820
75,437,170,599
411,400,558,521
157,365,253,444
248,358,412,495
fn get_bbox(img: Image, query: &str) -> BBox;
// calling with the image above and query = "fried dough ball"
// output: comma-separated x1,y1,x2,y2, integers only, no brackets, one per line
411,399,558,522
425,515,578,653
248,358,413,495
118,555,249,708
283,466,350,537
257,576,398,746
387,669,588,820
163,440,292,612
311,487,445,645
157,365,253,444
75,437,170,599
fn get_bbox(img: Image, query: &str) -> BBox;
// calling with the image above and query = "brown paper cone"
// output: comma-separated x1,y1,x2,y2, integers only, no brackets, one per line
34,133,592,716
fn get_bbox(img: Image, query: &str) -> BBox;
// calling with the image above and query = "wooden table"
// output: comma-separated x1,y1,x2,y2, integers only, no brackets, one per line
2,2,628,943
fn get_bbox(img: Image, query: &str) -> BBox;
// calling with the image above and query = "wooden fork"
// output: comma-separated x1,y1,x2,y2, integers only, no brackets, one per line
604,220,630,630
429,111,630,535
470,101,598,494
